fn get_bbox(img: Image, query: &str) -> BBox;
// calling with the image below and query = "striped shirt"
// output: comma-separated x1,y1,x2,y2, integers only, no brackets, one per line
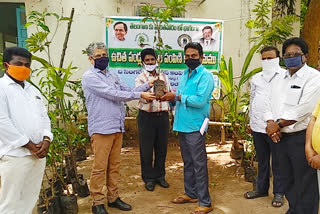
82,66,150,136
135,70,171,112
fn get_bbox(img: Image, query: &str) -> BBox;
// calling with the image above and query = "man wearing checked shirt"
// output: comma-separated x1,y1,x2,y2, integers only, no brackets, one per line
161,42,214,214
135,48,171,192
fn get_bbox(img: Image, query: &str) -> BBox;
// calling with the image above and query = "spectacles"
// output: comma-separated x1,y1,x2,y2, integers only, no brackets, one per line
283,53,304,58
190,42,201,46
92,53,108,59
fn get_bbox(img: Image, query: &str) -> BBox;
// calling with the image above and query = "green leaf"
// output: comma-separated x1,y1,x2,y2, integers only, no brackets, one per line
60,17,72,21
141,17,149,23
24,22,34,28
51,13,59,19
32,55,51,68
39,23,50,32
228,57,233,87
164,44,172,49
239,67,262,86
64,93,74,97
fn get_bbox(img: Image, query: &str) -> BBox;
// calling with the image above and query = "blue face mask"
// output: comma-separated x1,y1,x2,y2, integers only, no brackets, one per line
284,55,303,68
94,57,109,71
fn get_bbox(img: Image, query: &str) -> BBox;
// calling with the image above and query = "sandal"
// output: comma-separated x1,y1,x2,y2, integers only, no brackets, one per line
190,206,213,214
272,193,284,207
244,191,268,199
172,195,198,204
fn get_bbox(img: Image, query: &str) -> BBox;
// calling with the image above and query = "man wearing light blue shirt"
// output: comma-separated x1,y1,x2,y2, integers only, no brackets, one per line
161,42,214,214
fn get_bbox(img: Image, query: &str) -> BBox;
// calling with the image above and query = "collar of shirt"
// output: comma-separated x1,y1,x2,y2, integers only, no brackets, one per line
284,63,307,79
3,74,31,89
89,65,111,77
183,64,204,77
144,70,158,78
261,67,281,82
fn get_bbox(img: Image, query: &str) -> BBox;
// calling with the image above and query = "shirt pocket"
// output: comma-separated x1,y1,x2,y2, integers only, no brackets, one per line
33,96,44,114
284,88,302,106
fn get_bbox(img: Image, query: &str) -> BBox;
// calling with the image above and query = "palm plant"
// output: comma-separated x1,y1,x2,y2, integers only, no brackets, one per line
213,53,261,159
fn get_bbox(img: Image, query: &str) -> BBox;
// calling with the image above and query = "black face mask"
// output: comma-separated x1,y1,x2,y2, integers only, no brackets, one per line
185,58,201,70
94,57,109,71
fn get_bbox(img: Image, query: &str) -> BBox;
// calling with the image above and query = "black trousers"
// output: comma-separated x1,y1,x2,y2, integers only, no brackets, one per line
137,110,169,183
252,132,284,194
277,131,319,214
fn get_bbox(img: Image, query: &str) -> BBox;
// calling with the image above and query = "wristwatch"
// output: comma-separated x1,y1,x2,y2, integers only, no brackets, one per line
174,95,179,102
276,119,283,128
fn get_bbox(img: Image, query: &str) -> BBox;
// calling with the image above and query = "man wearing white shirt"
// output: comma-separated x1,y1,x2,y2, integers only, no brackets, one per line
0,47,53,214
244,46,285,207
265,38,320,214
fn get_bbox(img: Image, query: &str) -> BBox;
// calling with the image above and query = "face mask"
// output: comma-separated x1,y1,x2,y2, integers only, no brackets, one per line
144,63,158,72
6,64,31,81
284,55,303,68
261,57,279,71
94,57,109,70
185,58,201,70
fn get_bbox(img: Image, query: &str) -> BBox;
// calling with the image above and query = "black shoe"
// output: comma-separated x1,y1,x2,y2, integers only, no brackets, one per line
156,178,169,188
145,181,155,191
108,197,132,211
92,204,108,214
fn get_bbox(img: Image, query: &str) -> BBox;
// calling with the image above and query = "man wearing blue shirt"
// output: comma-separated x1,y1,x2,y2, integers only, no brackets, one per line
161,42,214,214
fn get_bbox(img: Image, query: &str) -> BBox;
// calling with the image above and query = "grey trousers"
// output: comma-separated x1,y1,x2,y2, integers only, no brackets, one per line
179,131,211,207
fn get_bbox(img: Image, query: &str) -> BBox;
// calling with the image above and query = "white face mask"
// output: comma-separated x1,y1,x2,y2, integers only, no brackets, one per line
144,62,158,72
261,57,279,71
261,57,279,81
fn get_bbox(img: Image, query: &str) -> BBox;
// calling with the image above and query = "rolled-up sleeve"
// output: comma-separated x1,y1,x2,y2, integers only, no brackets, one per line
182,72,214,109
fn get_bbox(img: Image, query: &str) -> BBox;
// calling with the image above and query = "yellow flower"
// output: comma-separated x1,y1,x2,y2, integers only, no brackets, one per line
106,18,114,27
215,23,222,31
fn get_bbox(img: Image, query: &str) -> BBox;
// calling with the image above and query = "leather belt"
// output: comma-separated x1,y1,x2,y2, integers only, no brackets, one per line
140,110,168,117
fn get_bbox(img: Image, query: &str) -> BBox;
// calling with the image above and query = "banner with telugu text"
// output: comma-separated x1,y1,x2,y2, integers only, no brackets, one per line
105,16,223,98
